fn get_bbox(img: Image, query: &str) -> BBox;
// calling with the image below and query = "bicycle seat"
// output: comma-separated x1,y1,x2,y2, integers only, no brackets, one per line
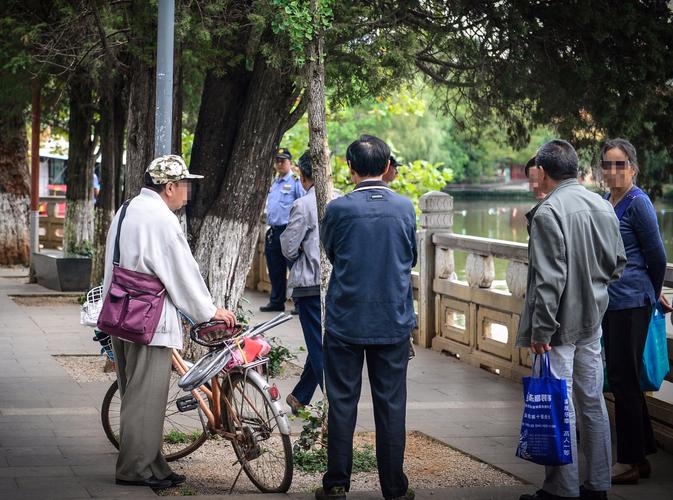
191,320,243,347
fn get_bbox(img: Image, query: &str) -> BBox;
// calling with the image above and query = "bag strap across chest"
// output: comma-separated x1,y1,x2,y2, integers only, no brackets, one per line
113,199,132,266
604,187,644,221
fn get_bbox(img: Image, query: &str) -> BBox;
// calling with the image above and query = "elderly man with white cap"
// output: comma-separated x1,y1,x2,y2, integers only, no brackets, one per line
102,155,236,489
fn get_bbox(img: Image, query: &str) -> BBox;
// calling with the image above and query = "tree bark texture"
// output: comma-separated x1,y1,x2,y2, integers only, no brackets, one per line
172,42,183,156
0,108,30,265
113,73,127,210
189,54,304,310
91,67,120,287
64,72,96,256
306,20,333,334
124,52,156,199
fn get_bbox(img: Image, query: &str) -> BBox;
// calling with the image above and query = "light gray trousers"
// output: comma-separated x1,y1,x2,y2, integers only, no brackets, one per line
111,337,173,481
543,329,612,497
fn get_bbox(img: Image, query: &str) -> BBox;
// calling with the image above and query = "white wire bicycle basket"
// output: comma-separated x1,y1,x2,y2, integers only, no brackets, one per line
80,285,104,327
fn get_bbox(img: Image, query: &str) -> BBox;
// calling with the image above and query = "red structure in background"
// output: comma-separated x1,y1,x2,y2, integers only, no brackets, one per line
509,163,527,180
38,184,67,218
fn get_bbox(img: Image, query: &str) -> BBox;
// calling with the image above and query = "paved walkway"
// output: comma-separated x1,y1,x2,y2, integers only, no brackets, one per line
0,267,672,499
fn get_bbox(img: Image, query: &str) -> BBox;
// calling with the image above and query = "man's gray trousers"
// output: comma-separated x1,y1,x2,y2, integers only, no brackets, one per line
111,337,173,482
543,329,612,497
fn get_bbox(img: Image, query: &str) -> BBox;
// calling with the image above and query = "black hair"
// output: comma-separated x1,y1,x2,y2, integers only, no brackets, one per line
346,134,391,177
536,140,578,181
298,151,313,180
600,138,639,178
524,156,536,178
143,172,166,193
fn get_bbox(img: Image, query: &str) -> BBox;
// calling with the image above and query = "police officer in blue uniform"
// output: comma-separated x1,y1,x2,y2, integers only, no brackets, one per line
260,148,305,312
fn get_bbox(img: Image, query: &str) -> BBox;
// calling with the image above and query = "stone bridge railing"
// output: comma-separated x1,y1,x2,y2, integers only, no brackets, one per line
414,191,673,453
38,196,66,251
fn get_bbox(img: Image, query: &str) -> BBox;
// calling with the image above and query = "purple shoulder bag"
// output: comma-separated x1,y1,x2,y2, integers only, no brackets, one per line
97,199,166,344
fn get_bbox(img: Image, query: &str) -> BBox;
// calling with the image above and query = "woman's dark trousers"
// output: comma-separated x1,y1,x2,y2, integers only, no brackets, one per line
603,305,657,464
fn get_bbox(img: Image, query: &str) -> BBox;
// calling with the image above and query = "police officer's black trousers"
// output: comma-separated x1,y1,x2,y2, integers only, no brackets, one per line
265,226,291,307
323,333,409,499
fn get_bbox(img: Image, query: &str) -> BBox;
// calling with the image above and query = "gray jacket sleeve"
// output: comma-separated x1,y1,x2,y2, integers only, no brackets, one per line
280,200,308,262
529,211,567,344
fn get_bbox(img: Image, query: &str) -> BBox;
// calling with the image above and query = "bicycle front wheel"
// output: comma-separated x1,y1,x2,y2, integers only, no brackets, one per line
101,370,209,461
221,371,293,493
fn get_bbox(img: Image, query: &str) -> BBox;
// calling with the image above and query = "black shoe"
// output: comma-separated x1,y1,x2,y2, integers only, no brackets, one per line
638,458,652,478
291,308,299,315
386,489,415,500
579,486,607,500
520,490,579,500
116,476,173,489
167,472,186,486
260,303,285,312
315,486,347,499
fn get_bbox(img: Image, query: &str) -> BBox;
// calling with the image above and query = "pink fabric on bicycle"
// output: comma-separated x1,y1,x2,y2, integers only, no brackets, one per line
97,264,166,344
247,335,271,357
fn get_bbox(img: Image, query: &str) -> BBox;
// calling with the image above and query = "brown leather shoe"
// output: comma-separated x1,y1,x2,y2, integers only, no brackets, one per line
638,459,651,479
286,393,304,416
611,465,639,485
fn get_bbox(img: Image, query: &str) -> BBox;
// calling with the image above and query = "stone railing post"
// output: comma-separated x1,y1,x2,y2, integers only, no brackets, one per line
417,191,453,348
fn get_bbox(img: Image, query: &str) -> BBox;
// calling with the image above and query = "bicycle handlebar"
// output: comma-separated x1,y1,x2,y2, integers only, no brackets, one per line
190,313,293,348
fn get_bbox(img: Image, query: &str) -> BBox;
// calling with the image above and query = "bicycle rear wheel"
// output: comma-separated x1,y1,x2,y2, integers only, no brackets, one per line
101,369,209,461
221,371,293,493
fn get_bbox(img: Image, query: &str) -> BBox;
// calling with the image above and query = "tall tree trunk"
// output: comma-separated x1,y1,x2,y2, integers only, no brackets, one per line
307,6,333,300
172,42,182,156
123,0,156,198
63,72,95,256
90,67,118,286
124,53,156,198
186,68,251,239
307,0,332,436
190,54,304,309
0,108,30,265
113,73,127,209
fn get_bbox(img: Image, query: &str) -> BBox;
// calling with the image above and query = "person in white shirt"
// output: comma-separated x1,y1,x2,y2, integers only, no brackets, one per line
103,155,235,490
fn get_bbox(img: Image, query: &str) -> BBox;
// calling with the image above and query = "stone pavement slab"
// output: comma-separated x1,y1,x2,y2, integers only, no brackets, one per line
1,271,672,500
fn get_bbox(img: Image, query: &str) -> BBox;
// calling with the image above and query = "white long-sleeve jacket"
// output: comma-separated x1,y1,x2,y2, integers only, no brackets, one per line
102,188,217,348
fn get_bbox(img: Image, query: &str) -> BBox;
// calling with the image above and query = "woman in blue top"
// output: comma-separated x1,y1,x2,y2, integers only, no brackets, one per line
600,138,670,485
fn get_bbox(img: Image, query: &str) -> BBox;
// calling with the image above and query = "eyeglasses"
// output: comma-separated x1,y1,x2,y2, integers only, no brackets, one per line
600,160,630,170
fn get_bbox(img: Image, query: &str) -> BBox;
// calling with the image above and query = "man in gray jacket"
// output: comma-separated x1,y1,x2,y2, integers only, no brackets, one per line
517,140,626,500
280,152,323,413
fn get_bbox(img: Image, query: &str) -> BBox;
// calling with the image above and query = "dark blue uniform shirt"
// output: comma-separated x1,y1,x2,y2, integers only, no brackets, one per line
320,180,417,344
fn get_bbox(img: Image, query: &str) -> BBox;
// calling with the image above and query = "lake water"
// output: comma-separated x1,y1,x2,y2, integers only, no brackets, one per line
452,198,673,405
451,199,673,282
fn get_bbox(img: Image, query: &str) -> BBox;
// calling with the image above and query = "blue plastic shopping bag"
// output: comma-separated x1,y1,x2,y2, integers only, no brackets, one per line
516,353,573,466
641,303,670,391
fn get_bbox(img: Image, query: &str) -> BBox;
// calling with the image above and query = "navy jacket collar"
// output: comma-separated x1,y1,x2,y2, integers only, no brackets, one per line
354,179,388,190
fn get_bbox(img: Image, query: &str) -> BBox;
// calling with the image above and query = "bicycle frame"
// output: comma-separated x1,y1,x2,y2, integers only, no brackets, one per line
171,348,291,441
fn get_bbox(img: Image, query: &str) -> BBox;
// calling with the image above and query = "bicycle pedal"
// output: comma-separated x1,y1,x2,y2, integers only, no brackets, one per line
176,395,198,412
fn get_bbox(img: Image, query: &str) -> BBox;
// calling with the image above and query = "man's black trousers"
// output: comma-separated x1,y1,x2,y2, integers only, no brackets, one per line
264,225,290,308
323,333,409,499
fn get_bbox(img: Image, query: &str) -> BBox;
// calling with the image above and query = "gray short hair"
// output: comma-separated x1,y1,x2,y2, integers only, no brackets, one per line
536,139,579,180
600,138,639,178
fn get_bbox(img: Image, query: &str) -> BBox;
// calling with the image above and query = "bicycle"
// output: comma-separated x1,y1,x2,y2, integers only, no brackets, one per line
94,297,295,493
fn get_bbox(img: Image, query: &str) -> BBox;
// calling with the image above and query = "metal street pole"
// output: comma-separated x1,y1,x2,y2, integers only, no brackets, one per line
154,0,175,157
29,80,41,281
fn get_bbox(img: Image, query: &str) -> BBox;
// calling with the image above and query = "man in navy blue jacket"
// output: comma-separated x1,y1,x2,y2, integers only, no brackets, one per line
316,135,417,500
